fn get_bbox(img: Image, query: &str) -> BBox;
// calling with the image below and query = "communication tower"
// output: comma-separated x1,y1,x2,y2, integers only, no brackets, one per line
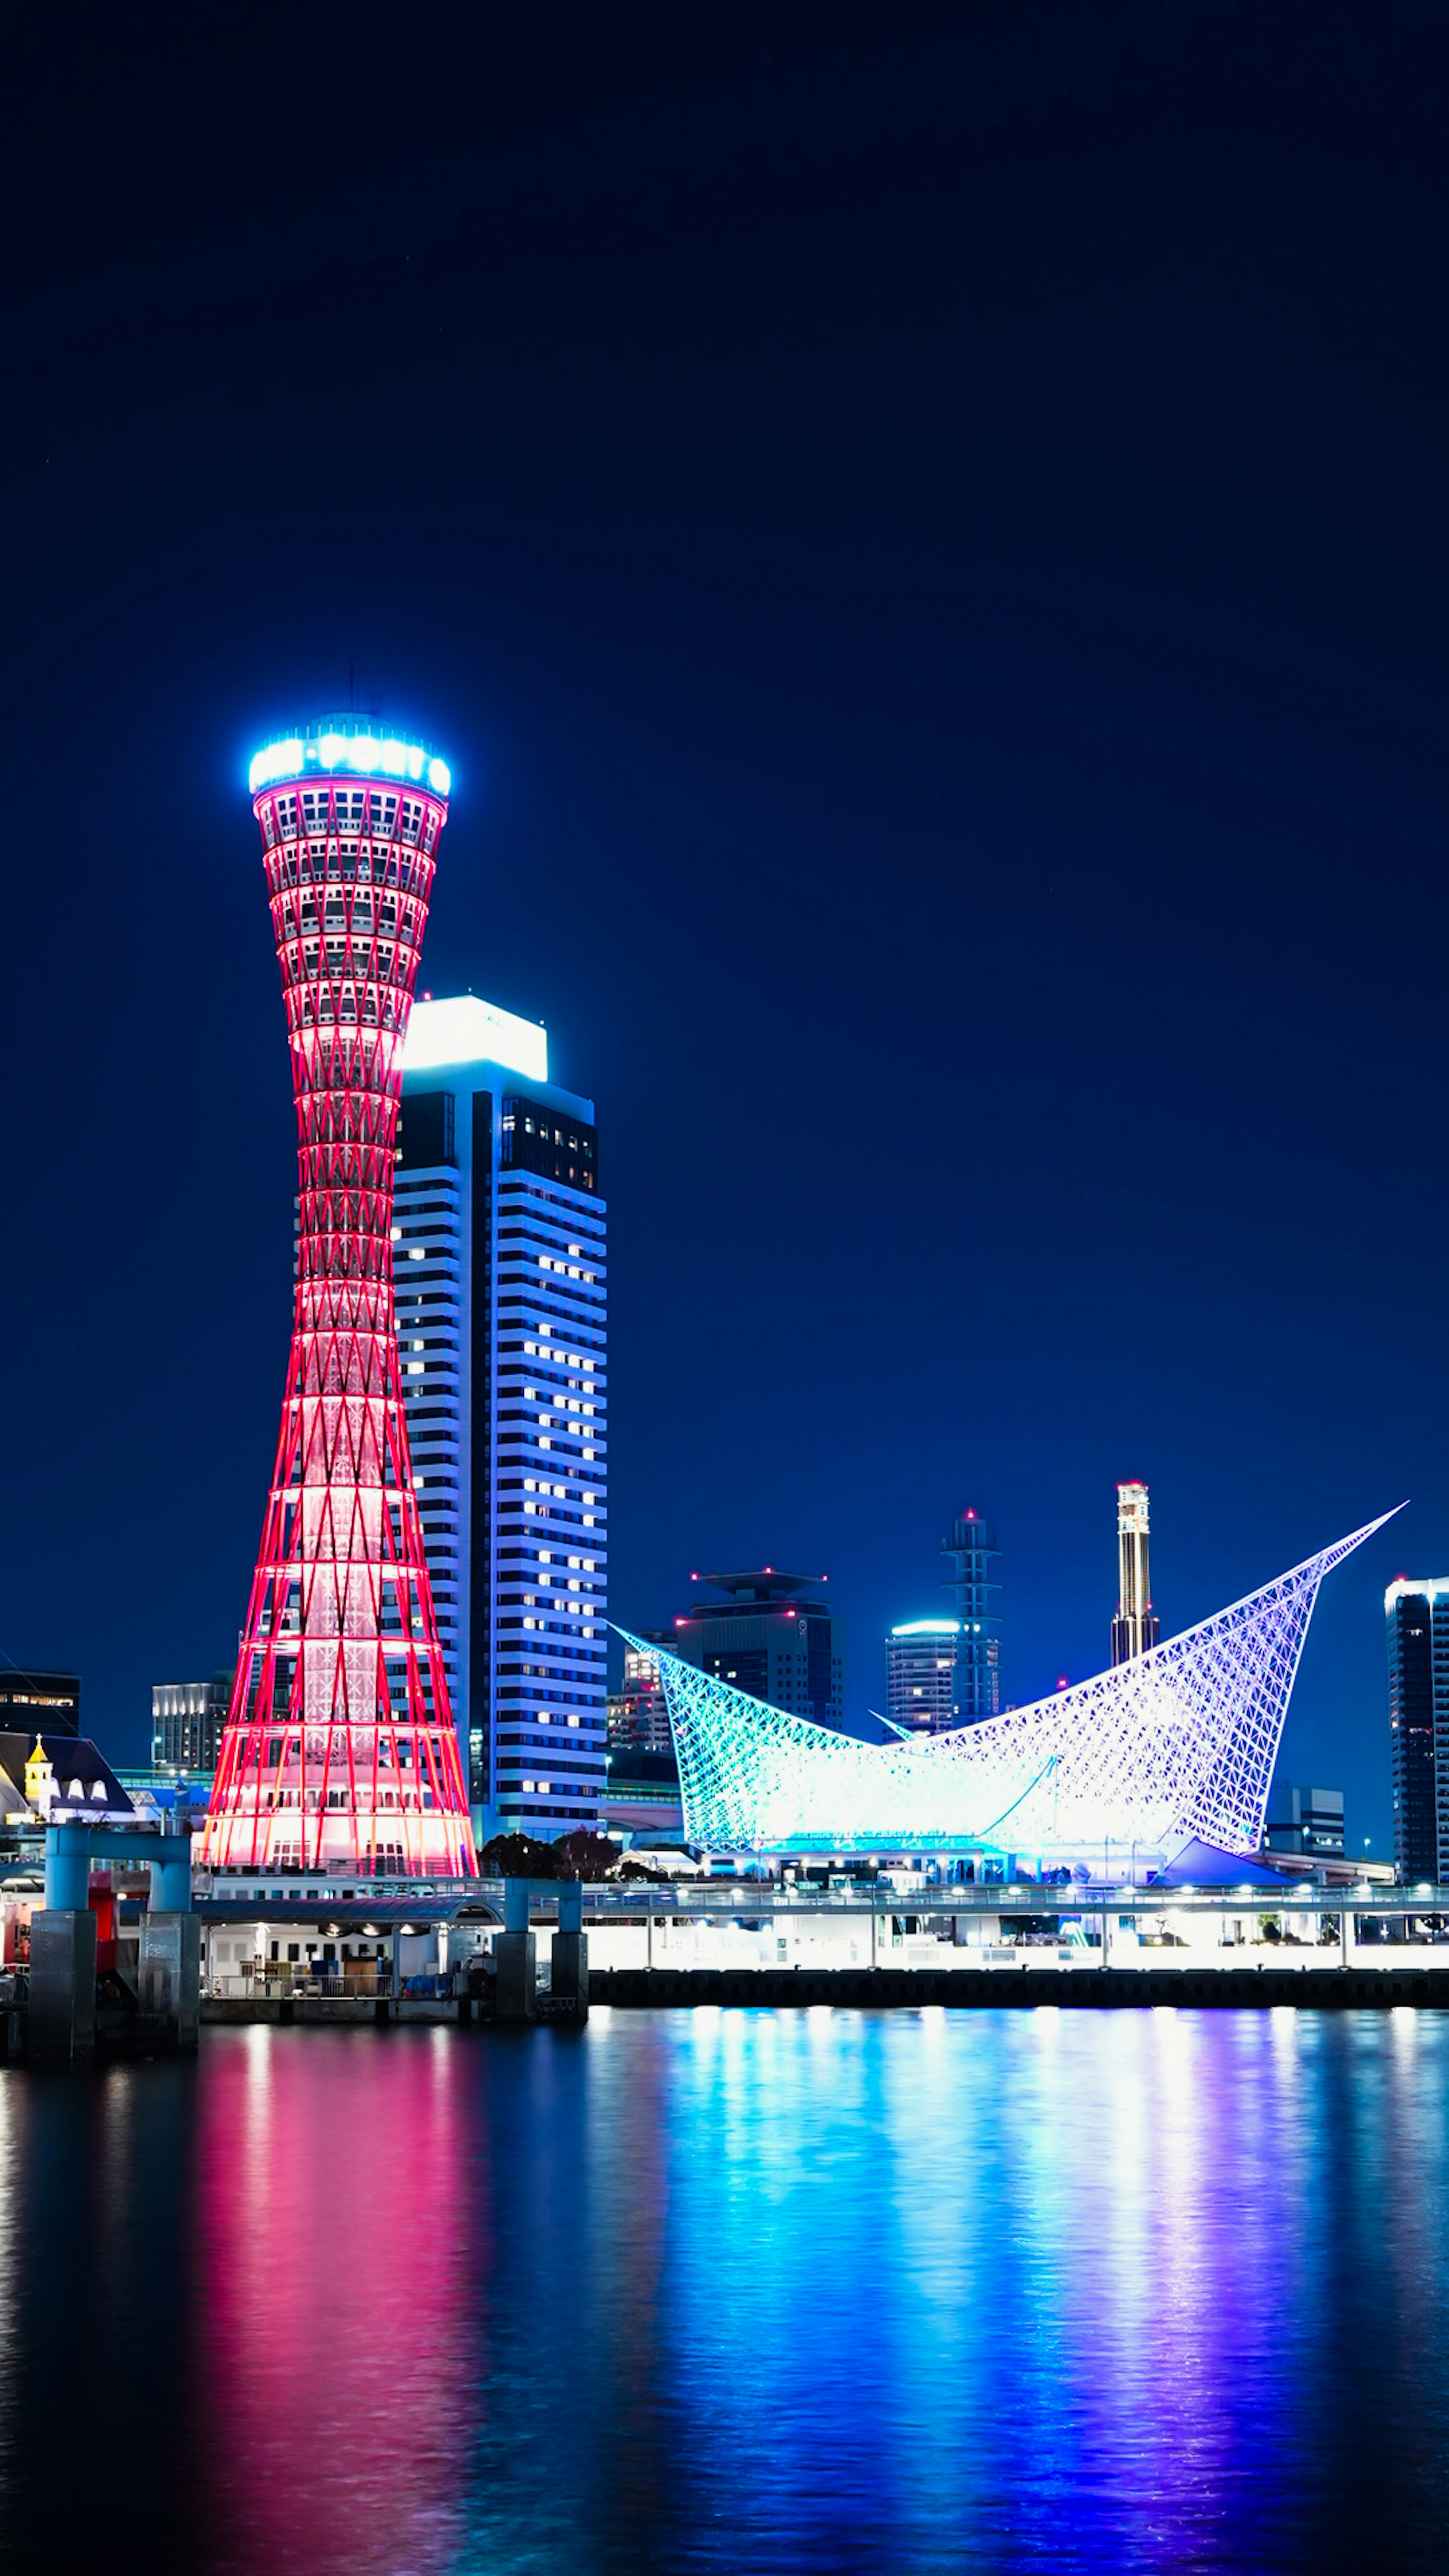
940,1507,1000,1719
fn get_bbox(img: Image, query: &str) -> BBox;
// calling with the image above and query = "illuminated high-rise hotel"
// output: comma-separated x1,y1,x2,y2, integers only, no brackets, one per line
1110,1480,1160,1666
202,721,477,1879
398,996,606,1838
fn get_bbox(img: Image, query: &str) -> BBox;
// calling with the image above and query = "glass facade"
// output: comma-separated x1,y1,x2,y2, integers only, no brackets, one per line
1386,1579,1449,1882
398,1007,608,1836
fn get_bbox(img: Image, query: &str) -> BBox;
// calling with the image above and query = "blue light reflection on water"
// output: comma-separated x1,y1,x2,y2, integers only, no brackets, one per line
2,2009,1448,2574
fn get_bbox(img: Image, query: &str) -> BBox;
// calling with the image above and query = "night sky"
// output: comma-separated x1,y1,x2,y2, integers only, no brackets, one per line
6,3,1447,1850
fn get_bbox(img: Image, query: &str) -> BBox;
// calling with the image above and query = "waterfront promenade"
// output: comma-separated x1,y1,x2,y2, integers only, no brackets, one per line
188,1875,1449,2017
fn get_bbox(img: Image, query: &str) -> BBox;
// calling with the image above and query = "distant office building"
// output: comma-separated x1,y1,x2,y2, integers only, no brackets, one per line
152,1673,231,1773
941,1510,1000,1719
1386,1577,1449,1881
1264,1785,1346,1858
886,1621,961,1733
610,1636,672,1755
1110,1481,1161,1666
0,1670,80,1737
669,1570,843,1728
398,994,607,1838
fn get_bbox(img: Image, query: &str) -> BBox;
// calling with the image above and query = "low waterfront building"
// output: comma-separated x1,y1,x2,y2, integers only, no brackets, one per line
1264,1785,1346,1859
116,1767,214,1823
600,1746,685,1842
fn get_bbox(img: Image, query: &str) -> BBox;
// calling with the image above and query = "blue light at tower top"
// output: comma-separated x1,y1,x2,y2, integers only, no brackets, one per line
248,714,451,798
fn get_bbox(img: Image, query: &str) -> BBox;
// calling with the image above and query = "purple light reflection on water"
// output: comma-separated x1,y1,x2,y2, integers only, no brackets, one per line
195,2025,481,2576
2,2010,1449,2576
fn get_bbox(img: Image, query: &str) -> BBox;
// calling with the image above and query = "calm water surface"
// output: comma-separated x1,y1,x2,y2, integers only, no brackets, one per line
1,2007,1446,2573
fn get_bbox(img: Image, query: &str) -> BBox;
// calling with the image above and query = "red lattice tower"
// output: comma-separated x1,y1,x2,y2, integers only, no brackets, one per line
202,720,478,1879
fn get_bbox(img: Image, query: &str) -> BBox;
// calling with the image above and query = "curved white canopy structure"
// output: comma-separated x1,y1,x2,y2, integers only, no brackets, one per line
622,1512,1398,1859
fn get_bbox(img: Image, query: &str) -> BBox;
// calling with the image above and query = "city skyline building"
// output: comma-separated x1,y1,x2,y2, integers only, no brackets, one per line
669,1570,843,1729
1264,1784,1346,1859
631,1513,1395,1865
941,1510,1000,1719
609,1636,671,1755
201,720,477,1879
0,1670,80,1737
1385,1576,1449,1882
152,1673,230,1773
398,994,607,1838
886,1621,961,1733
1111,1481,1161,1666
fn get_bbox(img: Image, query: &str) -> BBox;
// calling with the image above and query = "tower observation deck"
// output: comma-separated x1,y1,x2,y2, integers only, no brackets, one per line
201,720,478,1878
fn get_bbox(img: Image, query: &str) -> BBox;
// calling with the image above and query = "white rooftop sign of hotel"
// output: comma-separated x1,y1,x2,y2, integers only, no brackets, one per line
403,995,548,1083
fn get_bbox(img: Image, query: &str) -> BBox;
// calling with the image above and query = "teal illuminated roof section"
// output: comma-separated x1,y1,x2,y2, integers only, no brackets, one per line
249,715,451,798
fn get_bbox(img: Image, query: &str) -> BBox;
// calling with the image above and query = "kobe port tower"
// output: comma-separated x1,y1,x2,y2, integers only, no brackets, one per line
201,720,478,1881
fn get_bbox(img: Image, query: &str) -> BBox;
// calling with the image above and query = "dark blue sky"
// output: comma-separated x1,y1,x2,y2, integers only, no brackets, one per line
5,3,1446,1849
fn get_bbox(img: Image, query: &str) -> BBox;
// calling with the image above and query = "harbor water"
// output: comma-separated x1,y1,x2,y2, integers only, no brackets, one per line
2,2007,1446,2573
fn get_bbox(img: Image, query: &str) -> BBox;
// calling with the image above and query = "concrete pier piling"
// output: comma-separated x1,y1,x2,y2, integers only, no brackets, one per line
495,1878,537,2022
139,1914,201,2051
550,1880,589,2018
28,1910,97,2061
26,1818,201,2062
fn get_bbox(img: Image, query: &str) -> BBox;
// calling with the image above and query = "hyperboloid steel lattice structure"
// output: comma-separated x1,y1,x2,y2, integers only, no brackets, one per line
624,1511,1396,1864
202,723,478,1878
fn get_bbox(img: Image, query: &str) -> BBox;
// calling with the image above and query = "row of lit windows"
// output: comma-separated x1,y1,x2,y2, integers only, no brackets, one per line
264,855,433,901
497,1171,606,1216
495,1211,606,1249
273,881,419,920
497,1270,604,1305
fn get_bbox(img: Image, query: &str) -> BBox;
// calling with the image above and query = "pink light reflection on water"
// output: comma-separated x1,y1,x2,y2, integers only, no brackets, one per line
195,2027,484,2576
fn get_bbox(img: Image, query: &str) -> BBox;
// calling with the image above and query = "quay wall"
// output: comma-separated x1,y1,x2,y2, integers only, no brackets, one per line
588,1965,1449,2009
180,1965,1449,2027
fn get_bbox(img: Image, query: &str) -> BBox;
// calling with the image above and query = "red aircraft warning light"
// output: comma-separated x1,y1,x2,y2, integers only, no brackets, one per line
200,721,478,1879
